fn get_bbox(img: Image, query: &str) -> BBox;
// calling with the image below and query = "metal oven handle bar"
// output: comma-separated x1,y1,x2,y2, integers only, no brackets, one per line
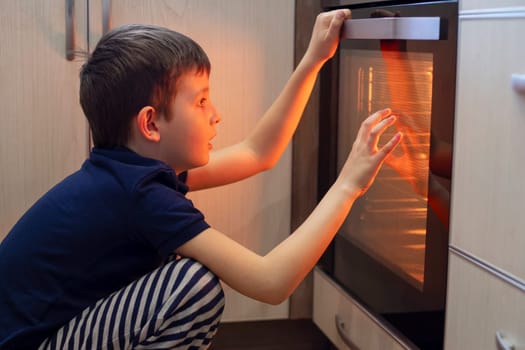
342,17,441,40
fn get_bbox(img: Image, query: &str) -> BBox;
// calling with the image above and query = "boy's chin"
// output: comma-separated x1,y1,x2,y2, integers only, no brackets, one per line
189,158,210,170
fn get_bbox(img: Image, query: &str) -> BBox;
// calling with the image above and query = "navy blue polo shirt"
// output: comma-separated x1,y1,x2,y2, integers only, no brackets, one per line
0,147,209,349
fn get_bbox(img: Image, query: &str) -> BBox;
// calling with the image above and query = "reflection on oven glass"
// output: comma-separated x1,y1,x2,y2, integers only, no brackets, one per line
338,49,434,290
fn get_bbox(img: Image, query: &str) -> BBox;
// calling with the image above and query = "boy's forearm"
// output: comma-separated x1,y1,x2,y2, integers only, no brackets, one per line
176,176,359,306
242,110,400,303
246,55,325,170
194,177,360,306
245,10,349,171
262,177,360,303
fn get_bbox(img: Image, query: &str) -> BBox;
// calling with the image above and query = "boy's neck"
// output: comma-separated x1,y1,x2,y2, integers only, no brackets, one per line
126,137,160,162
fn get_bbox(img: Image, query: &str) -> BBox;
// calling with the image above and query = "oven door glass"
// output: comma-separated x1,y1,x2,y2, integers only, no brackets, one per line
337,48,434,291
331,41,452,349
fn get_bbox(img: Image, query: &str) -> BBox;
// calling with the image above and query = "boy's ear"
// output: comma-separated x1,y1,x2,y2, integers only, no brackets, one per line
136,106,160,142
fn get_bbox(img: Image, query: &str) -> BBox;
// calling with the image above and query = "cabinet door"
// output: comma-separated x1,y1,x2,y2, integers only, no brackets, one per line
88,0,295,321
0,1,89,240
447,7,525,350
450,11,525,281
445,254,525,349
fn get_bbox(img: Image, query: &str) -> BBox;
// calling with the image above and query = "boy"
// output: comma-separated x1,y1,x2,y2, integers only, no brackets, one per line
0,9,401,349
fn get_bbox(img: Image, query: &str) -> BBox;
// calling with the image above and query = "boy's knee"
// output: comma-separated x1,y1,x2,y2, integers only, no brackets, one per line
166,257,225,310
173,257,221,285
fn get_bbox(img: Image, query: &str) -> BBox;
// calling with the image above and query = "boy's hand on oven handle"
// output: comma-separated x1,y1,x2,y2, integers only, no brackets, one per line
305,9,351,66
338,108,402,197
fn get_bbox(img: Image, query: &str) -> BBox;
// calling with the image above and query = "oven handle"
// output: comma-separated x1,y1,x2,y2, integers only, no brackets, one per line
335,314,360,349
342,17,441,41
496,331,516,350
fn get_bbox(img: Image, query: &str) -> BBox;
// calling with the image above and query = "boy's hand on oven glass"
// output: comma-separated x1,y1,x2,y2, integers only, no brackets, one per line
305,9,351,65
384,111,430,198
339,108,402,197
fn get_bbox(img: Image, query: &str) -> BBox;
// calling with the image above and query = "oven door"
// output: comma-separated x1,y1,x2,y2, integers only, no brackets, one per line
318,1,457,348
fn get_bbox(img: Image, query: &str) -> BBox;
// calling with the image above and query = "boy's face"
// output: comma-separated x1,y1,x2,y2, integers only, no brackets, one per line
157,70,220,173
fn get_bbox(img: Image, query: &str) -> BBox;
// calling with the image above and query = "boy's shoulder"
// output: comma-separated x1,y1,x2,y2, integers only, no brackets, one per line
85,147,193,199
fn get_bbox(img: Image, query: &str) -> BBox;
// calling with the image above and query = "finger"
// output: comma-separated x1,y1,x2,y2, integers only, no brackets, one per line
356,108,392,144
369,107,393,126
331,9,351,20
377,132,403,160
326,13,344,39
328,9,351,37
368,114,397,149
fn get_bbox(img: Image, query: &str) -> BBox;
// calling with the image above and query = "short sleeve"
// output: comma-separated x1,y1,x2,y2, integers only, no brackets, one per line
133,178,209,258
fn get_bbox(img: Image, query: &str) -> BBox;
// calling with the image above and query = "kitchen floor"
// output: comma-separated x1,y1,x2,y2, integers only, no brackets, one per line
211,319,333,350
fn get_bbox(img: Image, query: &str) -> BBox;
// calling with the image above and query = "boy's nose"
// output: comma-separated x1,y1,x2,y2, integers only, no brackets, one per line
210,106,221,125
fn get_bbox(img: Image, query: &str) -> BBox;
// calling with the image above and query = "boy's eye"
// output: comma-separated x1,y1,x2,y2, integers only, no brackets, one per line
199,98,207,107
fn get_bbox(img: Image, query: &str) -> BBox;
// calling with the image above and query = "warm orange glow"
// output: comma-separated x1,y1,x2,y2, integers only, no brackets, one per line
405,229,427,236
379,47,433,288
339,48,434,290
357,68,364,112
380,48,433,201
404,244,426,250
368,67,374,113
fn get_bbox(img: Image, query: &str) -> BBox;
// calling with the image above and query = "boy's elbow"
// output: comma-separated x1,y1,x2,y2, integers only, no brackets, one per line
258,155,279,172
246,140,281,173
260,292,289,306
256,284,292,305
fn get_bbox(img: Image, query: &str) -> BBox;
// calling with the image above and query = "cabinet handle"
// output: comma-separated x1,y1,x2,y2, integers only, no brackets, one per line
342,17,441,41
512,74,525,94
102,0,112,35
496,331,515,350
335,314,360,349
65,0,75,61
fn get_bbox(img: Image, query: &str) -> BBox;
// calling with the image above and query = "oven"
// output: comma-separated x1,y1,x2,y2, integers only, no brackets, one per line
317,1,457,348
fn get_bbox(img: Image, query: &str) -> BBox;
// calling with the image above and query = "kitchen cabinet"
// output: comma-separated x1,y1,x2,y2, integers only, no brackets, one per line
445,254,525,349
0,0,89,239
0,0,295,322
445,2,525,349
450,1,525,283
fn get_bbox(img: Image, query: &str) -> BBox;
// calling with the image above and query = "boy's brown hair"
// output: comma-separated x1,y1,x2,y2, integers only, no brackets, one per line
79,24,210,148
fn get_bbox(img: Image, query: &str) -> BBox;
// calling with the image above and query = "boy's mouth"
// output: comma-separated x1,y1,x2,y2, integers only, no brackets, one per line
208,136,215,150
209,133,216,149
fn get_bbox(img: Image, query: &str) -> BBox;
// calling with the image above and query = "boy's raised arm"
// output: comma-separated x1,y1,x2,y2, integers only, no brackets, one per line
186,9,351,191
177,109,401,304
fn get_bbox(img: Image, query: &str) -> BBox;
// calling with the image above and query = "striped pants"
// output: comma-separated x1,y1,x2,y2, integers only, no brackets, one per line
38,258,225,350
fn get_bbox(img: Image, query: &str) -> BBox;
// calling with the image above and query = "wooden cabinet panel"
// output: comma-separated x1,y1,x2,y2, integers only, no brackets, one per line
450,12,525,281
446,6,525,350
313,268,411,350
444,253,525,349
0,0,89,240
88,0,295,321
